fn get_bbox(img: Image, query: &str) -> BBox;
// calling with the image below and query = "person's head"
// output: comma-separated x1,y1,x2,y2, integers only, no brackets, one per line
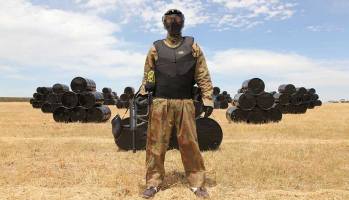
162,9,185,36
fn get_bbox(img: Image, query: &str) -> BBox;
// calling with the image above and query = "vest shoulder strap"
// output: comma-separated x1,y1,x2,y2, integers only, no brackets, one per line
183,36,194,47
153,36,195,50
153,39,163,50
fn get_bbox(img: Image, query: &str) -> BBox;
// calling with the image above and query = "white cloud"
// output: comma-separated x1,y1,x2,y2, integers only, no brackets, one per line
210,0,296,29
1,0,345,101
74,0,119,13
137,0,208,32
0,0,145,81
74,0,208,32
207,49,349,100
306,25,343,32
0,65,17,74
0,64,33,80
74,0,296,31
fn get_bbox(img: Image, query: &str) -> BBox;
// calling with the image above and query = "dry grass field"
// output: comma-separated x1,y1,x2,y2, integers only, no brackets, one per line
0,102,348,200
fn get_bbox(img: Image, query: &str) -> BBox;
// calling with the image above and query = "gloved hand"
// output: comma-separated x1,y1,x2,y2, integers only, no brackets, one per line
145,82,155,93
135,94,148,107
203,105,213,118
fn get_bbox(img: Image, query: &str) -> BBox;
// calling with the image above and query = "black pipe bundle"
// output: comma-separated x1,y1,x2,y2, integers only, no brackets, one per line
112,116,223,151
241,78,265,95
36,87,53,95
30,84,67,112
256,92,275,110
278,84,296,94
79,91,104,108
169,117,223,151
245,107,267,123
70,77,96,93
30,77,112,123
41,103,62,113
53,106,71,122
275,84,322,114
266,105,283,122
213,87,220,96
102,87,118,105
225,106,248,122
30,97,44,109
52,77,110,123
52,84,69,94
116,86,135,109
124,87,135,96
87,105,111,122
273,92,290,105
233,93,256,110
47,93,62,104
30,86,53,109
195,117,223,150
61,91,79,108
112,117,148,150
227,78,281,124
213,87,232,109
307,89,322,108
70,106,88,122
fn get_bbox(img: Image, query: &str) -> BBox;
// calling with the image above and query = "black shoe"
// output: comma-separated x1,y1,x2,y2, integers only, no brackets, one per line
191,187,210,199
142,186,159,199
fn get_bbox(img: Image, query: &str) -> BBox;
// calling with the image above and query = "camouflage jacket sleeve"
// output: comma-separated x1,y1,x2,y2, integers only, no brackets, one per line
192,42,214,107
139,45,157,95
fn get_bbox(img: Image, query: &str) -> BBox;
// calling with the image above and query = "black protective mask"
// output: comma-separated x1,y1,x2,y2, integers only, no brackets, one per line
163,14,184,35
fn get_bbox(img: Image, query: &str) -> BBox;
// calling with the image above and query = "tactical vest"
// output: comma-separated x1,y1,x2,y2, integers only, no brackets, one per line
153,36,197,99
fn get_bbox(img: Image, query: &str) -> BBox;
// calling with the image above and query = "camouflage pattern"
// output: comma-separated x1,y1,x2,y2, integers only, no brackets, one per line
145,98,206,188
141,33,213,189
140,34,214,107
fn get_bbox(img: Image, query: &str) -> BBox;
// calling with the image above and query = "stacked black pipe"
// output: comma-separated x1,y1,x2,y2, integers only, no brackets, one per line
30,87,52,109
116,86,135,109
41,83,68,113
213,87,232,109
52,77,111,123
226,78,282,124
307,88,322,109
275,84,322,114
30,85,67,113
103,87,118,105
112,116,223,151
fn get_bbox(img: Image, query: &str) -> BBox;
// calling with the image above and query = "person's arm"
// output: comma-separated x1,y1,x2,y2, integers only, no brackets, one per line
139,45,157,95
192,42,214,108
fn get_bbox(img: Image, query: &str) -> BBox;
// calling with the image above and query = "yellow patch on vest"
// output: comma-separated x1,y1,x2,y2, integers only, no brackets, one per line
147,70,155,83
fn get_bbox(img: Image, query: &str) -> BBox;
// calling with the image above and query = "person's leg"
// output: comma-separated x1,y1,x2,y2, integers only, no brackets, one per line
173,99,206,188
145,98,174,188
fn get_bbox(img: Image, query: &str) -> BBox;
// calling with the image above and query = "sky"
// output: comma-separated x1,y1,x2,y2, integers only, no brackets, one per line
0,0,349,101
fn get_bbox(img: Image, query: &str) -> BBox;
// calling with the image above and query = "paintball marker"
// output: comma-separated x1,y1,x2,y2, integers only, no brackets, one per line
129,71,155,153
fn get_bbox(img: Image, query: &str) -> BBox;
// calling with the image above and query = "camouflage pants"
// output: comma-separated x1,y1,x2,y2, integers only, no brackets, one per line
145,98,206,188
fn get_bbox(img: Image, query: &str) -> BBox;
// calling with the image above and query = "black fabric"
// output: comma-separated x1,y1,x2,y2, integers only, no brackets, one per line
153,36,197,99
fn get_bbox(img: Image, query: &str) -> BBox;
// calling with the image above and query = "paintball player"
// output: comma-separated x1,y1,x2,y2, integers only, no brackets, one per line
139,9,214,199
